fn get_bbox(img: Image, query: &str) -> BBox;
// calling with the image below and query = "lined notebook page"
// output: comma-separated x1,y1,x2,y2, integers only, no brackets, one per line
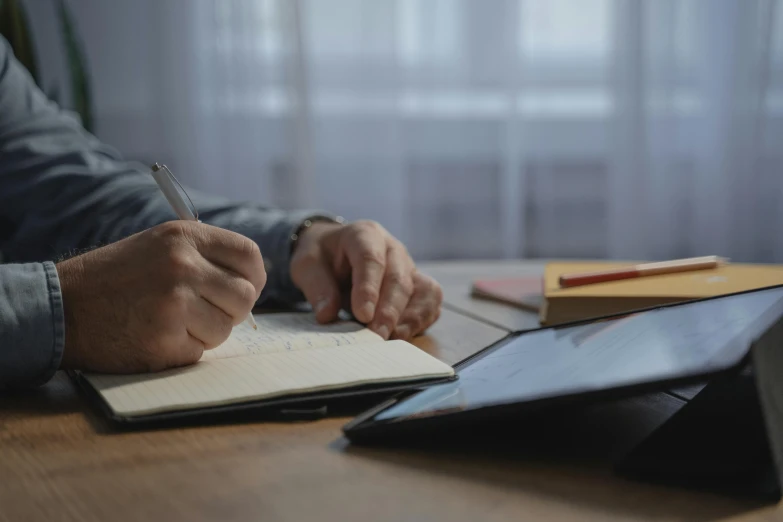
84,340,454,417
202,313,382,360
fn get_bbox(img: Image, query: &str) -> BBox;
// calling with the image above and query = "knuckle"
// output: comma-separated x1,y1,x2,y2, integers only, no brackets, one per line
359,249,386,267
154,220,185,236
432,281,444,303
416,273,443,302
249,258,268,295
203,322,233,349
390,239,411,257
197,311,233,348
239,236,260,258
159,287,189,321
180,348,204,367
386,273,414,296
165,249,199,280
356,220,384,234
404,314,425,332
377,305,400,324
239,280,258,310
355,283,380,302
235,236,265,291
349,221,385,243
214,312,234,342
254,266,267,295
409,318,426,335
153,220,191,245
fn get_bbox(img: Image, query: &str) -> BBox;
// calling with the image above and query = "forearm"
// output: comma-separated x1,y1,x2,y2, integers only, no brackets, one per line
0,35,324,302
0,263,64,389
2,152,320,302
0,33,161,259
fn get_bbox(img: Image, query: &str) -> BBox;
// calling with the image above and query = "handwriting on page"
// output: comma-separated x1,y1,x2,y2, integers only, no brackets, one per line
201,313,382,360
86,340,454,417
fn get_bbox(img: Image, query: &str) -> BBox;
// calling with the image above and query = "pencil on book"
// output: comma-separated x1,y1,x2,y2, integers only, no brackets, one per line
558,255,729,289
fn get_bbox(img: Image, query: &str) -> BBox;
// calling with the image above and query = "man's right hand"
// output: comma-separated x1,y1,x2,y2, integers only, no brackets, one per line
56,221,266,373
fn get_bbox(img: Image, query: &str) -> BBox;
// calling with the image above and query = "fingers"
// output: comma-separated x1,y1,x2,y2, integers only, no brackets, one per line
186,295,235,349
196,259,259,325
180,335,207,366
392,272,443,341
286,219,440,341
183,222,267,295
369,244,415,339
152,333,206,372
345,223,388,323
290,251,342,324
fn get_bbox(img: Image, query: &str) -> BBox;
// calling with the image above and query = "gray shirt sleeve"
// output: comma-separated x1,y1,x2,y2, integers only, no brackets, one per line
0,263,64,389
0,36,326,388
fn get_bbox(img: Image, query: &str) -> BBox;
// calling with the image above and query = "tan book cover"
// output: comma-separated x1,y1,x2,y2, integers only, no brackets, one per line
541,261,783,325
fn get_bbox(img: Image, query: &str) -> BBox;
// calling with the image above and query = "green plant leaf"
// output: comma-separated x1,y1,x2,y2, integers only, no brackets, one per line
57,0,94,133
0,0,40,85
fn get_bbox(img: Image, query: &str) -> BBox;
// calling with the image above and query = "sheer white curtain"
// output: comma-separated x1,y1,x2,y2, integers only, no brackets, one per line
47,0,783,261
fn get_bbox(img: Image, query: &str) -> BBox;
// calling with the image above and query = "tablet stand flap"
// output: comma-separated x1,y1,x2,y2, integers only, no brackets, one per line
615,317,783,501
749,314,783,499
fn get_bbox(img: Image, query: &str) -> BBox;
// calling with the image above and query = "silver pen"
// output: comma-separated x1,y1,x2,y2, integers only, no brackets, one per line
150,163,258,331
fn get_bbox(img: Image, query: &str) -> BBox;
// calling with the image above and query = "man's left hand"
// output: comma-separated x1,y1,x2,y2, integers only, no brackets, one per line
290,220,443,340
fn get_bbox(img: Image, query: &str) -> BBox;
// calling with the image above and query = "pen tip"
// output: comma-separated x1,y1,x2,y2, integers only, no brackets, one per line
253,324,257,330
151,162,162,172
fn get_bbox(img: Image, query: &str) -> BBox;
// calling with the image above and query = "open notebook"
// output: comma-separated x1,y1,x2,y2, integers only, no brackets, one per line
78,314,455,420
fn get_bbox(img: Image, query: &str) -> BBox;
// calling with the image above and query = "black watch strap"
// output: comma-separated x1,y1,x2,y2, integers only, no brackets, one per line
289,215,345,254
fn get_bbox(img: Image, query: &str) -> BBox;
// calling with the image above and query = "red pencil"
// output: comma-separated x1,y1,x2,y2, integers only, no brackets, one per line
558,256,728,289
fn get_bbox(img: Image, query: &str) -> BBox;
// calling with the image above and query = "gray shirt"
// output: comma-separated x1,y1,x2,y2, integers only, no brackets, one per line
0,36,321,389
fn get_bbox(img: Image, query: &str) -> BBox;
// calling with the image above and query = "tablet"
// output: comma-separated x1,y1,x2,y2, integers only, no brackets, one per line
343,285,783,442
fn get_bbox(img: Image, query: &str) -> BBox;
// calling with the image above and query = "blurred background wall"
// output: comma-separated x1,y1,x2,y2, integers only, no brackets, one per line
21,0,783,262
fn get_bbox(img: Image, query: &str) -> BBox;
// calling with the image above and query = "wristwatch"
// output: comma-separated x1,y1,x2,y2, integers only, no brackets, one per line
289,214,345,254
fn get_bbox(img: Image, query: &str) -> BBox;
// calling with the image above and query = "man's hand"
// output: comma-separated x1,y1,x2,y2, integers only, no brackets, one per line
290,220,443,340
56,221,266,373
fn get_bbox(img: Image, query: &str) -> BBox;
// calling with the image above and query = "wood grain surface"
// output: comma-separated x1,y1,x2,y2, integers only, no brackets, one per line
419,260,546,331
1,261,781,522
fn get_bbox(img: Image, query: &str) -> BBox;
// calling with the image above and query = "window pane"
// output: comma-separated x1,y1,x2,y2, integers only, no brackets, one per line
520,0,611,62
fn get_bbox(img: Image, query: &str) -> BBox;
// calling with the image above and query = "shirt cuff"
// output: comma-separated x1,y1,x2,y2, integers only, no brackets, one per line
0,262,65,389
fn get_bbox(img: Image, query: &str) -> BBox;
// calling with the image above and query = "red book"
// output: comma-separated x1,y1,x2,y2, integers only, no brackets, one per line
470,276,543,312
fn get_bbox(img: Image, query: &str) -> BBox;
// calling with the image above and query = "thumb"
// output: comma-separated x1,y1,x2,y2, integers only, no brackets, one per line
291,256,342,323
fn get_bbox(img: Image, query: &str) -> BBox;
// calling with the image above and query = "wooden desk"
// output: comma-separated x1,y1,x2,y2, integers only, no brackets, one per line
1,260,780,522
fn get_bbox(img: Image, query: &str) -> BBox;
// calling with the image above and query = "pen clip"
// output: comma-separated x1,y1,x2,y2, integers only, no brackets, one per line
167,169,199,222
153,163,200,222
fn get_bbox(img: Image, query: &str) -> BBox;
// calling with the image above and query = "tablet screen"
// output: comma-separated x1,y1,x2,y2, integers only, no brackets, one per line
369,286,783,424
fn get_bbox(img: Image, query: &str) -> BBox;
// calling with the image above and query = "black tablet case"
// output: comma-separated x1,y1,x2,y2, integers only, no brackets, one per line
615,313,783,501
342,287,783,501
69,370,456,429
